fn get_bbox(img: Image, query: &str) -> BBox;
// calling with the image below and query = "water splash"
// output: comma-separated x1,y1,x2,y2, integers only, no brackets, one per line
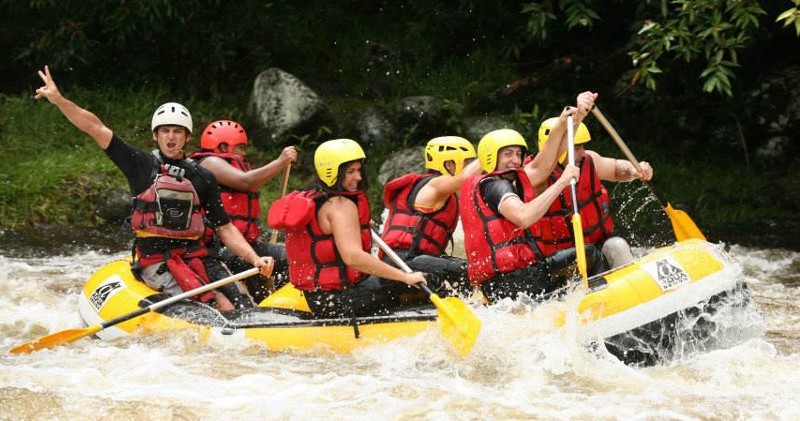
1,246,799,419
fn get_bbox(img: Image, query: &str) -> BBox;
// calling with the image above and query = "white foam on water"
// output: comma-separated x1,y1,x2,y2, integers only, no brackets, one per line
1,245,799,420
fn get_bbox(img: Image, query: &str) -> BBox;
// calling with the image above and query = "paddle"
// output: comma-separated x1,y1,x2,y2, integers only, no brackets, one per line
10,263,271,354
370,230,481,356
591,107,706,241
567,115,589,289
269,163,292,244
265,163,291,293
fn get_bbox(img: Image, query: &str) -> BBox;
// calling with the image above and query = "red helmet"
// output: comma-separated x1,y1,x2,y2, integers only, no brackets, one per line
200,120,248,153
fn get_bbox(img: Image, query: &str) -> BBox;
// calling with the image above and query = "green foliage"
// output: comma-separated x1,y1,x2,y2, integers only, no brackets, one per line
629,0,766,96
516,0,800,97
287,125,334,157
3,0,799,102
521,2,559,42
776,0,800,35
2,0,529,103
1,1,799,234
522,0,599,42
6,0,281,99
0,88,226,228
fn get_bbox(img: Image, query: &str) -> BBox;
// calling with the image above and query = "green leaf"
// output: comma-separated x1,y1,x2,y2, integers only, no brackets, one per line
638,21,658,34
702,76,719,93
776,9,796,22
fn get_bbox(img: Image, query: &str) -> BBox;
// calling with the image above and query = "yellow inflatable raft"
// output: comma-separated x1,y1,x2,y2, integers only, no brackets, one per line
77,239,747,364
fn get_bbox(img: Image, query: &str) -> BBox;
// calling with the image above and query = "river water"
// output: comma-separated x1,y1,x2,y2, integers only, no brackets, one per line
1,231,799,420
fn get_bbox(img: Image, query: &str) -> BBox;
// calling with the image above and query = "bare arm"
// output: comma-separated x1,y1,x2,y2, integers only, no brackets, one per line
525,108,571,186
414,159,482,208
216,223,272,274
587,150,654,182
199,146,297,191
34,65,113,149
499,164,579,228
321,197,425,286
525,91,598,186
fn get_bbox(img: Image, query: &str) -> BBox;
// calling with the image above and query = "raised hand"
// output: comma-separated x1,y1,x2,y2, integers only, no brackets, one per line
635,161,654,181
575,91,598,121
280,146,298,164
34,65,61,103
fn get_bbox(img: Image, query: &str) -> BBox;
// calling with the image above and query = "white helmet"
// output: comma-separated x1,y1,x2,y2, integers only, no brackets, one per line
151,102,193,133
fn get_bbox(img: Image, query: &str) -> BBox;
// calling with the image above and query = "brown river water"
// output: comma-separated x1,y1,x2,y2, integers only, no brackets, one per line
1,221,799,420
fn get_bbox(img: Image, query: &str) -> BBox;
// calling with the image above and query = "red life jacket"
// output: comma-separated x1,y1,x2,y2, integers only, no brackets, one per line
459,168,544,285
131,162,205,240
131,157,213,303
268,189,372,292
136,246,215,303
190,151,262,243
381,173,459,258
537,156,615,257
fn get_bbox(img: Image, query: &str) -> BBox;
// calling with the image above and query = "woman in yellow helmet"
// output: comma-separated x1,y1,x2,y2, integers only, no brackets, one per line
380,136,482,295
268,139,427,318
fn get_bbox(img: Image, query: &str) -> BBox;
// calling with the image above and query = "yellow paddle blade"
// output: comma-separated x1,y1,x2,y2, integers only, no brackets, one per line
10,325,102,354
664,203,706,241
429,293,481,356
259,282,312,312
571,214,588,288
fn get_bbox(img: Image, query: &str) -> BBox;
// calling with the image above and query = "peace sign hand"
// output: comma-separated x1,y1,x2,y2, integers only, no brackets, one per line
34,65,62,103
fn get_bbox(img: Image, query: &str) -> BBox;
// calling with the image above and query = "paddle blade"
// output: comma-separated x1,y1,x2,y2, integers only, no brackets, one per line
664,203,706,241
10,325,102,354
571,214,588,288
429,293,481,356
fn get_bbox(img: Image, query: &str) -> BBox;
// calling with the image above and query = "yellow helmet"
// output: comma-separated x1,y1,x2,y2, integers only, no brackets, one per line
537,117,591,164
477,129,527,173
424,136,476,176
314,138,366,187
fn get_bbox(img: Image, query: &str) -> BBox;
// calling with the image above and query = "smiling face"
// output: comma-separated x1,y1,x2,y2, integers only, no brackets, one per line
495,146,523,170
339,161,363,192
154,125,190,159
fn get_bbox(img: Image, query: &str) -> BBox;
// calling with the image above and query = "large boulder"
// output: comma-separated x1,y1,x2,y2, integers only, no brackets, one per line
355,106,396,149
94,188,132,223
377,146,425,187
461,115,520,143
395,96,447,143
246,68,337,149
749,65,800,160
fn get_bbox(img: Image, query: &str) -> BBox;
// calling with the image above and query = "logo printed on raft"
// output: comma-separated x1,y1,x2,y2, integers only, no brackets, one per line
642,257,690,291
89,275,124,312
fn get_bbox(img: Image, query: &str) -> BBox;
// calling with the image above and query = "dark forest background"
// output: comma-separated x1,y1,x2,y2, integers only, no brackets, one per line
1,0,799,247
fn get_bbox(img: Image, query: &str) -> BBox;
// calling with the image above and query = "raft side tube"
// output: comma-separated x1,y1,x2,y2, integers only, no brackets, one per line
579,240,741,339
77,259,206,340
